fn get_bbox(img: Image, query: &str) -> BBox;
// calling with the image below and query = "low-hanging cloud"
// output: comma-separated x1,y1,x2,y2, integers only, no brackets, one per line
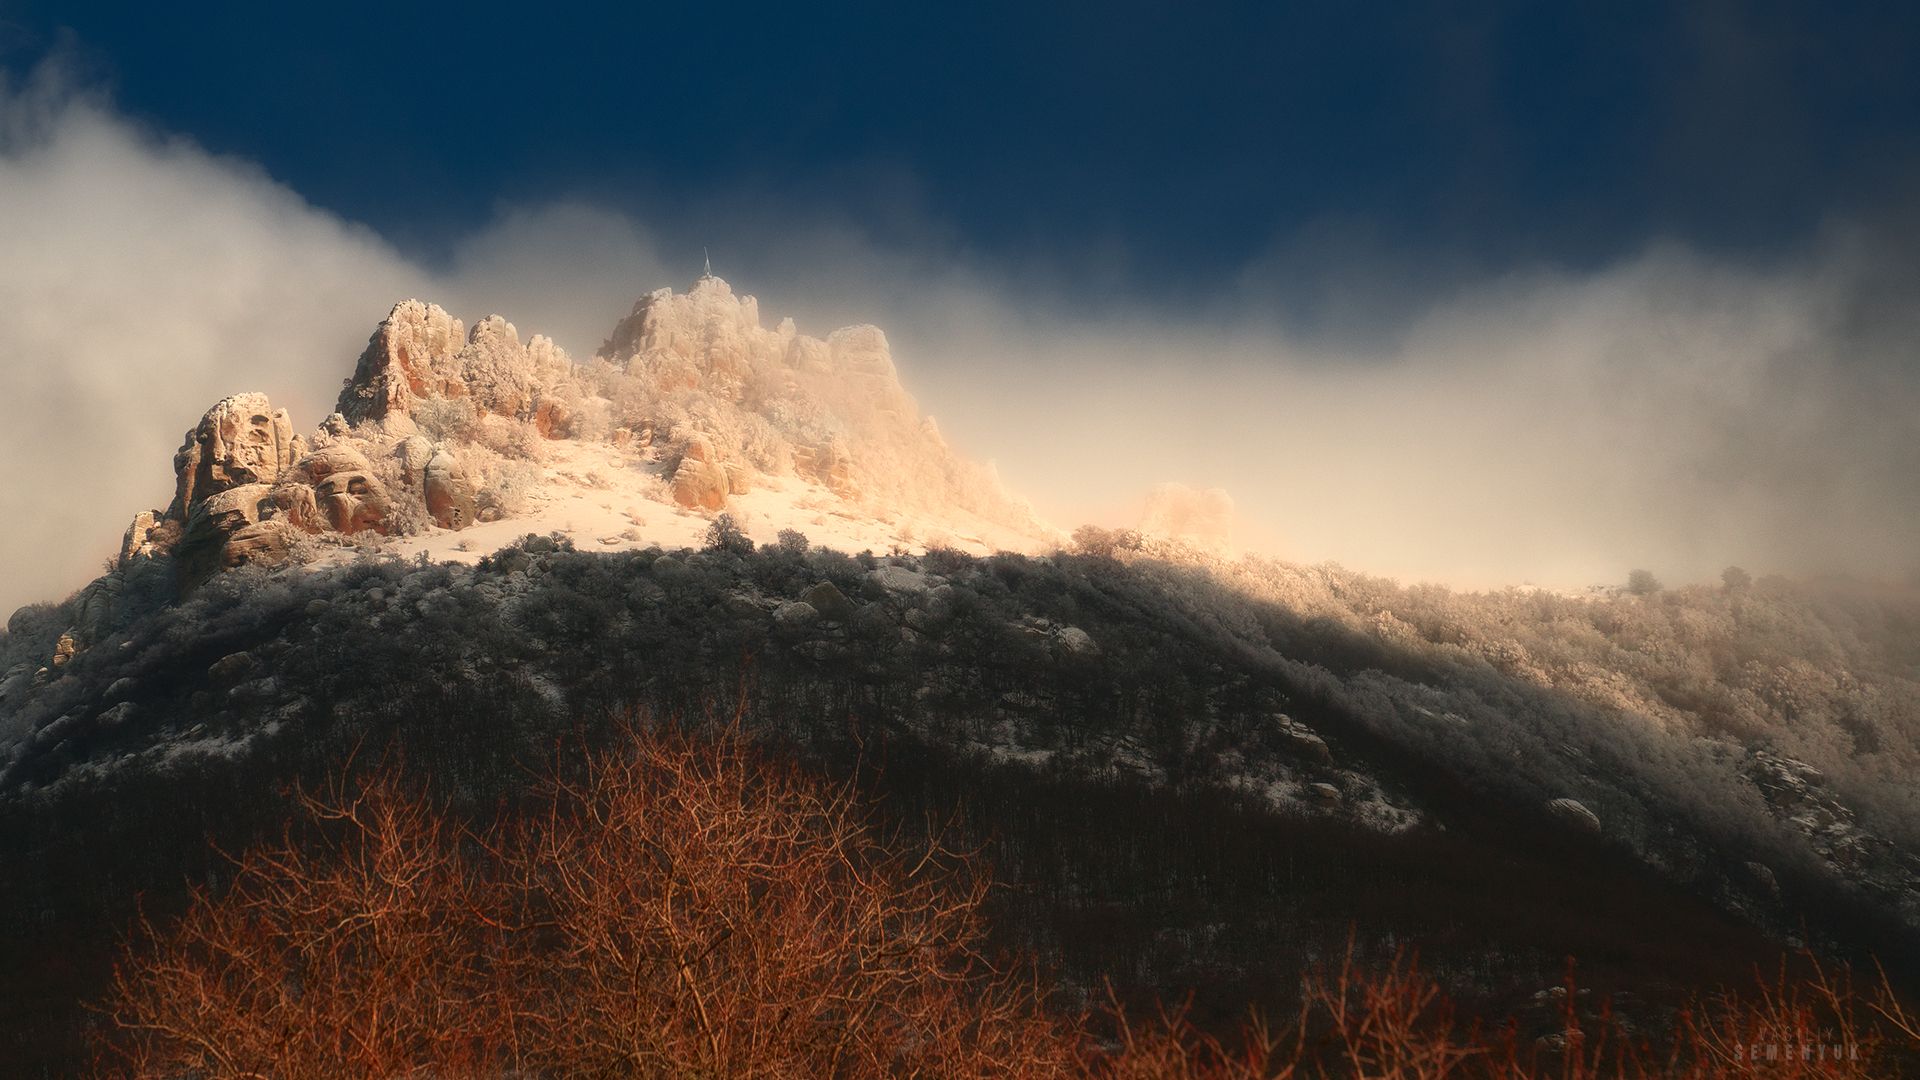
2,66,1917,618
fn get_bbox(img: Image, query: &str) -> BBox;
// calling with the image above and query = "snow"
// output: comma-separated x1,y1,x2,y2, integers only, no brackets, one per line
321,439,1054,569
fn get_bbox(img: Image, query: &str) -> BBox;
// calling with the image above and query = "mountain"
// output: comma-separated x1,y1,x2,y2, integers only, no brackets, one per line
3,278,1920,1070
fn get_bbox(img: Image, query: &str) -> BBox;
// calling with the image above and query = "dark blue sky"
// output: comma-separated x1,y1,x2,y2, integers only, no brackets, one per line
6,1,1918,299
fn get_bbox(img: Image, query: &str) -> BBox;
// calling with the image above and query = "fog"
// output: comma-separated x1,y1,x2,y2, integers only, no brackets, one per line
3,68,1917,617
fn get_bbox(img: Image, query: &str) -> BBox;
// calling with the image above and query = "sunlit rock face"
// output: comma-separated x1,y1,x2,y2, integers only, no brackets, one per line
91,273,1050,621
596,275,1030,525
669,433,730,511
422,448,475,530
297,444,388,535
336,302,574,431
601,275,776,404
456,315,574,426
335,300,467,425
167,392,299,518
125,391,399,593
1140,483,1235,551
151,393,305,589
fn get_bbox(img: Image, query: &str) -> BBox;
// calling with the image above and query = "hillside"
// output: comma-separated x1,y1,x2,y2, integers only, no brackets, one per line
2,278,1919,1070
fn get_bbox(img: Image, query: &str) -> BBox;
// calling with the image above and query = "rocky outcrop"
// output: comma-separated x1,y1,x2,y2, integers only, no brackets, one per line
95,275,1051,607
595,275,1035,530
792,439,857,499
824,325,914,420
297,443,388,535
1745,750,1920,900
670,434,731,511
600,275,778,404
336,302,573,431
167,392,299,519
175,484,294,588
423,449,475,530
1547,797,1602,834
135,394,310,589
335,300,467,425
119,510,161,564
458,316,574,426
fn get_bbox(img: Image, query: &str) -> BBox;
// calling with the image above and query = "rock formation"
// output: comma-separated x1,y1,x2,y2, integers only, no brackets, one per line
423,448,475,530
334,300,467,425
92,274,1048,613
596,275,1026,522
118,390,400,594
669,435,730,512
296,443,389,535
167,392,299,519
1546,797,1602,834
147,393,308,589
336,301,574,432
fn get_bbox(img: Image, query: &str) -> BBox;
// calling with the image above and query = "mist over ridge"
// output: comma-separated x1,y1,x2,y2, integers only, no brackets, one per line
3,64,1917,617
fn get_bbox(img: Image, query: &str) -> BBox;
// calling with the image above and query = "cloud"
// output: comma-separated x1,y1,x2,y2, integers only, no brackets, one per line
945,233,1920,589
0,67,423,617
2,62,1917,619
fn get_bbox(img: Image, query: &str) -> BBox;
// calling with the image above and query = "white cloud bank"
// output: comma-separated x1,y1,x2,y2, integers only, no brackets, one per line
2,66,1916,617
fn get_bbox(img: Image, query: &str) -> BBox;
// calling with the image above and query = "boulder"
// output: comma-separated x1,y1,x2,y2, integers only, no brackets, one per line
671,455,730,511
423,449,476,530
393,436,435,486
269,481,322,532
301,445,388,534
801,581,855,621
532,395,572,438
1054,625,1098,656
867,565,930,596
207,651,259,686
1745,861,1781,898
1277,716,1333,764
772,600,820,631
1547,797,1602,834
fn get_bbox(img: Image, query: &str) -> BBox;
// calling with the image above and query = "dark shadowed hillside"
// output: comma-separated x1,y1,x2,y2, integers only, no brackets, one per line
3,527,1917,1070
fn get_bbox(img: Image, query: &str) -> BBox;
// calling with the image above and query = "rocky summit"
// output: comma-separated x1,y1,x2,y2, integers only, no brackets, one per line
105,276,1055,607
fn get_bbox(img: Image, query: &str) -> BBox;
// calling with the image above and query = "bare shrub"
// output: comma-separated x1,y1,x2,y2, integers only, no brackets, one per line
408,397,477,444
93,723,1074,1078
92,770,515,1077
469,412,545,461
506,721,1070,1077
